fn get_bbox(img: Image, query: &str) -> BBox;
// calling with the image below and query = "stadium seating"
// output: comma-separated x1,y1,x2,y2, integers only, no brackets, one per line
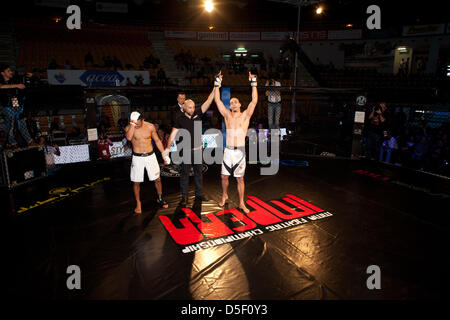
14,19,158,74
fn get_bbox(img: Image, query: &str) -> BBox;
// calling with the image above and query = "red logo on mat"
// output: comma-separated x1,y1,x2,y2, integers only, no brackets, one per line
158,194,333,253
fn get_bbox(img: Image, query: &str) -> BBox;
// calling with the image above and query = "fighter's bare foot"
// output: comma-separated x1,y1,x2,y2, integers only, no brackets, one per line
219,195,228,207
134,202,142,214
239,204,250,214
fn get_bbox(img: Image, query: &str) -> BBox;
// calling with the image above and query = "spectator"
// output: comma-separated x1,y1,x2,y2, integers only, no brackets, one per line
63,60,73,70
112,56,122,70
50,117,60,133
97,132,113,160
0,64,35,148
84,51,94,67
25,112,39,140
48,59,58,69
126,77,134,86
411,136,429,170
38,135,60,173
157,68,167,85
265,77,282,130
103,56,113,68
379,131,398,163
430,139,446,171
0,130,11,151
99,113,111,132
135,77,144,86
67,127,81,140
117,112,128,131
366,102,388,160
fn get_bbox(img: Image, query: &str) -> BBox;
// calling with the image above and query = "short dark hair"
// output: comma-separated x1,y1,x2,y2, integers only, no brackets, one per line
177,92,186,97
132,109,144,120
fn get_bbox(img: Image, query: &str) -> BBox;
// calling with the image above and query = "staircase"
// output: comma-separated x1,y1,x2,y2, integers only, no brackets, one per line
297,62,318,87
148,31,186,86
0,20,18,69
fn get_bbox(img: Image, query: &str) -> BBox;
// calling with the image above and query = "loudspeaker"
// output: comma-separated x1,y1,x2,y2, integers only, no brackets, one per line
1,146,48,189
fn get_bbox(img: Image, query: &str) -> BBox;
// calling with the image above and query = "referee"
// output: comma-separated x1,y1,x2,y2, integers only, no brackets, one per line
164,88,215,206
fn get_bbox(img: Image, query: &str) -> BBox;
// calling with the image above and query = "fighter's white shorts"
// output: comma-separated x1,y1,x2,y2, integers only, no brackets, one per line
130,152,160,182
221,147,246,177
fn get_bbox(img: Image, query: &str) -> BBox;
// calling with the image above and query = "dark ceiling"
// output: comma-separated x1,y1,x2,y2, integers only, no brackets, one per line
7,0,449,29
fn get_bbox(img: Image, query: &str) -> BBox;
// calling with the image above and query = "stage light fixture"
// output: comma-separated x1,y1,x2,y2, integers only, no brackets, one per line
205,1,214,13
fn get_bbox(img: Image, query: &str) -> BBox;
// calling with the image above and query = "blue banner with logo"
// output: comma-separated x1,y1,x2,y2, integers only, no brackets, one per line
47,70,149,86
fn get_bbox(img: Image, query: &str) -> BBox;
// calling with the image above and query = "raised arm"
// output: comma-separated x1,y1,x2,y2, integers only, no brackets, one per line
125,124,135,141
0,83,25,89
200,88,215,113
125,111,141,141
213,71,230,118
245,71,258,119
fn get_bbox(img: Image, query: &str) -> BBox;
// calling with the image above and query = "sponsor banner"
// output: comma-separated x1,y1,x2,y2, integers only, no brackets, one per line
53,144,90,165
229,32,261,41
47,70,150,86
34,0,70,8
297,30,328,41
261,31,293,41
402,24,445,36
197,32,228,41
109,141,132,159
164,30,197,40
159,193,334,253
328,29,362,40
95,2,128,13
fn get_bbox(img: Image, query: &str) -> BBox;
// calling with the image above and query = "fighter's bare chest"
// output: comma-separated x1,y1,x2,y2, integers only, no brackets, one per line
226,115,248,129
133,127,152,140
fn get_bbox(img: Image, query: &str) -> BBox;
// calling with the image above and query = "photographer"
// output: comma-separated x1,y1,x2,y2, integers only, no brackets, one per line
265,77,282,130
366,102,389,160
0,64,35,148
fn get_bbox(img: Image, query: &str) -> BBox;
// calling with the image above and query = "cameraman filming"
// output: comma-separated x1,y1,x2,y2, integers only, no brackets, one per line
265,77,282,130
366,102,389,160
0,64,35,148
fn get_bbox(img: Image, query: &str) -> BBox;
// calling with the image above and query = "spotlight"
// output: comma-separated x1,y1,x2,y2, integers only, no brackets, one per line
315,6,323,15
205,1,214,13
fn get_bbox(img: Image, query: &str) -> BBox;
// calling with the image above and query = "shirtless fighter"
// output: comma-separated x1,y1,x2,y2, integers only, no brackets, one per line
125,110,170,213
214,71,258,213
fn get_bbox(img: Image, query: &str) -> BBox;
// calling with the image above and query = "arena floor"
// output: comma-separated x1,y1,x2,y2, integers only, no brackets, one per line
3,155,449,299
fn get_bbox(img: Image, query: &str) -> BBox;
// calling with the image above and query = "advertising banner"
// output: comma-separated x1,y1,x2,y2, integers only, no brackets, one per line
297,30,328,41
164,30,198,40
47,70,150,86
260,31,293,41
229,32,260,41
328,29,362,40
197,32,228,41
402,24,445,36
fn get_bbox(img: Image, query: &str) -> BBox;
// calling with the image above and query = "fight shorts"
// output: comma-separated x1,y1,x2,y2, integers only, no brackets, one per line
130,151,160,182
221,146,246,177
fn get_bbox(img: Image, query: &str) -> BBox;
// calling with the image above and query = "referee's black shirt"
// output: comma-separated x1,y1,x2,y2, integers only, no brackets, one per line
174,108,204,150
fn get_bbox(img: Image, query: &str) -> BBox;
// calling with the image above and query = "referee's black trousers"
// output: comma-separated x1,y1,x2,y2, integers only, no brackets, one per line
180,149,203,198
